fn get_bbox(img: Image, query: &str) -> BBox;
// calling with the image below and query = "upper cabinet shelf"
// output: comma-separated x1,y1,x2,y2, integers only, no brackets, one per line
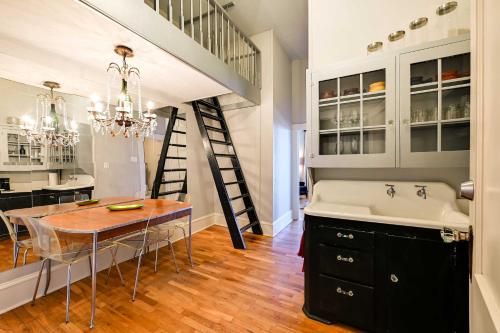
308,36,470,168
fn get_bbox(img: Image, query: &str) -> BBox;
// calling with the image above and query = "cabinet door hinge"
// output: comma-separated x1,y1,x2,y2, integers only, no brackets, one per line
440,227,471,243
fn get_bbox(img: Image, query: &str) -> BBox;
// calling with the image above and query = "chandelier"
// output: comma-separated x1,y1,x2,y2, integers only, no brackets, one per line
20,81,79,147
87,45,157,138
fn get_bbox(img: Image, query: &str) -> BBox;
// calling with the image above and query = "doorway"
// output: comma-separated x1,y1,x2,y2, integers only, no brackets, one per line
292,123,307,220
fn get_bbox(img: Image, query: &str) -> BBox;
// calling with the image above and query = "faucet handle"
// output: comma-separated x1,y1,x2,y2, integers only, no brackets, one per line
385,184,395,187
415,184,427,189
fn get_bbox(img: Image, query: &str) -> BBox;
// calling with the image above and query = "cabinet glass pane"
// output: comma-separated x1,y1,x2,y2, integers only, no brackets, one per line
363,99,385,126
340,74,360,97
340,102,360,128
410,60,437,86
319,78,338,100
363,69,385,93
363,129,385,154
410,125,437,152
320,133,338,155
442,53,470,82
442,87,470,120
319,104,337,130
411,92,437,123
442,123,470,151
339,131,360,155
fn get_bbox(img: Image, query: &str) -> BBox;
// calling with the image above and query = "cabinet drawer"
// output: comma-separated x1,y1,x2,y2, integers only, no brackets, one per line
318,275,375,331
316,225,374,251
318,244,374,285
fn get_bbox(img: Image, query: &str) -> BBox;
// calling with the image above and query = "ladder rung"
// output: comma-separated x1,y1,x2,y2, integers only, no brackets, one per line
176,116,186,121
166,156,187,160
225,180,244,186
173,130,186,134
205,126,226,133
231,193,249,201
220,167,240,171
215,153,236,158
210,139,232,145
240,220,259,233
161,180,185,184
158,190,182,196
200,111,222,121
164,168,187,172
170,143,186,148
235,207,254,217
198,99,219,110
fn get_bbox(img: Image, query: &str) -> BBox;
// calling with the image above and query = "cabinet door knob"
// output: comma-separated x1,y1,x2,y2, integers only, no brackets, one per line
390,274,399,283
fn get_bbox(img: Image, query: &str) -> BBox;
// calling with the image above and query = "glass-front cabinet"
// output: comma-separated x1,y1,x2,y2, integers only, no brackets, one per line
400,40,470,167
311,56,396,167
308,36,470,169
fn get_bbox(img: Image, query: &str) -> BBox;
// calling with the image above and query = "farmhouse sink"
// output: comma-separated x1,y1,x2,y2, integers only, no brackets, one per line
42,174,95,191
304,180,469,232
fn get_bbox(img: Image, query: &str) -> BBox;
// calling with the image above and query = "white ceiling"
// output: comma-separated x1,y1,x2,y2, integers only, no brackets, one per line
0,0,231,107
222,0,308,60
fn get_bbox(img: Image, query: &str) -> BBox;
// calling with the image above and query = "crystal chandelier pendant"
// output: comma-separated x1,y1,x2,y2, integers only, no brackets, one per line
20,81,79,147
87,45,157,138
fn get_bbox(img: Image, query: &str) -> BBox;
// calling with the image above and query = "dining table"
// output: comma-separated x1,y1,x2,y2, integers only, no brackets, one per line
4,197,193,329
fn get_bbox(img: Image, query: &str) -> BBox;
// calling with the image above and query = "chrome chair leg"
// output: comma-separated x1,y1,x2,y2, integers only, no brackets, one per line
168,239,179,274
13,244,20,268
132,248,145,302
22,248,29,266
154,237,160,273
32,258,48,305
88,256,92,275
179,226,193,267
106,247,125,285
66,264,72,323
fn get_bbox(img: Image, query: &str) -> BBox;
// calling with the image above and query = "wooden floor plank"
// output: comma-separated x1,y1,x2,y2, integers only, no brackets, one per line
0,220,359,332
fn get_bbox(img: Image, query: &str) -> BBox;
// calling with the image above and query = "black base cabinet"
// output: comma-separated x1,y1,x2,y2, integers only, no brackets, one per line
304,215,469,333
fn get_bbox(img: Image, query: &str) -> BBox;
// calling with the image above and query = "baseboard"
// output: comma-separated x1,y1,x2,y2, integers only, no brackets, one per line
0,213,217,315
214,210,293,237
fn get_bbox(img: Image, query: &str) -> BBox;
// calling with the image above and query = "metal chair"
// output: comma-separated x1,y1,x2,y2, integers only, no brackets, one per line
23,217,123,323
58,193,90,204
0,210,33,268
149,193,193,268
109,210,178,301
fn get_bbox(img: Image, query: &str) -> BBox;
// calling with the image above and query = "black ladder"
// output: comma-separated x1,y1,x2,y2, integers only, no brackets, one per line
151,107,188,199
192,97,263,249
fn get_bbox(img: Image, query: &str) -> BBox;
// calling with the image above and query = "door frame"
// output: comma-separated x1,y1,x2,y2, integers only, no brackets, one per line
470,0,500,331
292,123,307,220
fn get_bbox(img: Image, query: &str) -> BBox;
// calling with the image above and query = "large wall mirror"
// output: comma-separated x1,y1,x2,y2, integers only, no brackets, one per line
0,76,149,278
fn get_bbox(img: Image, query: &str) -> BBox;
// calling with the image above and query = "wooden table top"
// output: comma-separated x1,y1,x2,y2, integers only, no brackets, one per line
40,199,192,234
4,196,137,221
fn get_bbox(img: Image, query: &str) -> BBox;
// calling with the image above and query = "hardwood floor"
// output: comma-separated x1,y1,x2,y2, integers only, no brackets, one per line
0,234,38,272
0,220,360,333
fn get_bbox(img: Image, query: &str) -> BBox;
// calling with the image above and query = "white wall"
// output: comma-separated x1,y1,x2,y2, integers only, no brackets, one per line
272,34,293,222
308,0,471,70
292,58,308,124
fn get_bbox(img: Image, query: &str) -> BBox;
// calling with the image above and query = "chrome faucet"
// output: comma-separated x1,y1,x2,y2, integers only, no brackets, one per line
385,184,396,198
415,185,427,199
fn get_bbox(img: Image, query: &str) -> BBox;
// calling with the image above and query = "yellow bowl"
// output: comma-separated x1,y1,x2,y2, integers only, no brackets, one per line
369,81,385,92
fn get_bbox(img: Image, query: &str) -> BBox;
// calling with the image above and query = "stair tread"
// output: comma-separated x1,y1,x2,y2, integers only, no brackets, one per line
166,156,187,160
205,125,226,133
210,139,232,145
235,207,254,217
169,143,186,147
173,130,186,134
215,153,236,158
240,220,260,233
220,167,240,171
231,193,249,200
198,99,220,110
224,180,245,186
161,180,185,184
158,190,182,196
164,168,187,172
200,111,222,121
176,116,186,121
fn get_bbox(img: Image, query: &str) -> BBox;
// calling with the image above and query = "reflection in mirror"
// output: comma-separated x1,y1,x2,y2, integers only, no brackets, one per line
0,77,94,273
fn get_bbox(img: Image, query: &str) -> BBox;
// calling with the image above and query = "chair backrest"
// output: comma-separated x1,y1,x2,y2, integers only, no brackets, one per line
76,193,90,201
22,217,59,258
59,193,90,204
0,210,17,243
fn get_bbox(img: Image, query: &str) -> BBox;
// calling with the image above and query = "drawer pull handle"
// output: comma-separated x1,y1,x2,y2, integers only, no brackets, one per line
390,274,399,283
336,255,354,263
336,232,354,240
336,287,354,297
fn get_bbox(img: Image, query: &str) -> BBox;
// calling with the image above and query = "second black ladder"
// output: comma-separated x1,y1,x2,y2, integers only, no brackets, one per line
151,107,188,199
192,97,263,249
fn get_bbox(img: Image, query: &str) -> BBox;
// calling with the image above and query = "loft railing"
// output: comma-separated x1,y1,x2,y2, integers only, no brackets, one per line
144,0,261,88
